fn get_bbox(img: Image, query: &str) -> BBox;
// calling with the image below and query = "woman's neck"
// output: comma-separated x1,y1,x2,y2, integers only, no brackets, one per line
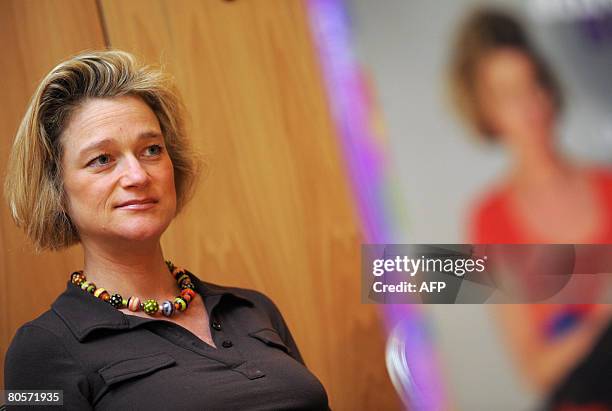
507,134,573,190
81,239,179,302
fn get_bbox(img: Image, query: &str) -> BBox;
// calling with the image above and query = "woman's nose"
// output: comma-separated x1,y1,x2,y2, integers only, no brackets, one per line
119,156,150,187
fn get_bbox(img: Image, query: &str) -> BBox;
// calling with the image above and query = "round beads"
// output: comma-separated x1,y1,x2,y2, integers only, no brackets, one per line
143,299,159,315
161,300,175,317
127,296,141,312
108,294,123,308
71,271,85,286
174,297,187,312
94,288,110,302
81,282,96,293
70,260,196,317
176,273,190,285
180,288,196,303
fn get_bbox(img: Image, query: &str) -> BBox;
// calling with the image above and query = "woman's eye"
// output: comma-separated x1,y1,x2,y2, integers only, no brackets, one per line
88,153,112,168
146,144,164,156
86,145,163,168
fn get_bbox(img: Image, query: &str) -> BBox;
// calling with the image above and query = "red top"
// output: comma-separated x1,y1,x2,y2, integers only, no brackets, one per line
469,167,612,244
468,167,612,338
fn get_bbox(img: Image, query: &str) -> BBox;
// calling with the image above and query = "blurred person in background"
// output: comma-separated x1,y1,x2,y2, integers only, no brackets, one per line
447,7,612,410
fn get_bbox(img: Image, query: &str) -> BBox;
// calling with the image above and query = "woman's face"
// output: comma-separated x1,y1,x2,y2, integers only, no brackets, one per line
61,95,177,247
475,48,555,147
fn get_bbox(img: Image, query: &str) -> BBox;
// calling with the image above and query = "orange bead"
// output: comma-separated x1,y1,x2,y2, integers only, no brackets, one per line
180,288,196,300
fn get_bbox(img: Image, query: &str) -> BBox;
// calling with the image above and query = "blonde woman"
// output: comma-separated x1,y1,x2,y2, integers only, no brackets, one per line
3,50,330,410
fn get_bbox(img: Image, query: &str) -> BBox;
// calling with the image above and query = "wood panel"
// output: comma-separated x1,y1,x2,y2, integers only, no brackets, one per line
0,0,106,389
100,0,400,409
0,0,401,409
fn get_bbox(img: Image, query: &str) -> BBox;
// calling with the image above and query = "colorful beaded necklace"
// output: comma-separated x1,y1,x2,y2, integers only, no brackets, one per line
69,260,197,317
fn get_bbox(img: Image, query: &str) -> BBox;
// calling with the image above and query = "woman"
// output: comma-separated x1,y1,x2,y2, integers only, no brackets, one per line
447,8,612,410
3,50,330,410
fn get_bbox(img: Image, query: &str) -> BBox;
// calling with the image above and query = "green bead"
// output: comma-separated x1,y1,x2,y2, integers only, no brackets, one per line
174,297,187,311
82,282,96,293
143,299,159,314
121,298,128,308
176,273,190,284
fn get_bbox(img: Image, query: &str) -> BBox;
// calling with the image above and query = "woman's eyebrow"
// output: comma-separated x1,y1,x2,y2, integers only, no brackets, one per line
78,131,163,158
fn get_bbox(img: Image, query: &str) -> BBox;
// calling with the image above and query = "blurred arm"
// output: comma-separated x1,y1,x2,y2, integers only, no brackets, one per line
494,304,612,394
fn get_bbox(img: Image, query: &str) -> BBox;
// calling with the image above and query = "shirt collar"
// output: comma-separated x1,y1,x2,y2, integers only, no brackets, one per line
51,269,254,342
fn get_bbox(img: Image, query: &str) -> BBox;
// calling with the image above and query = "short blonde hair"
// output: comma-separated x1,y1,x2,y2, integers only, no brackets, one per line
3,49,202,253
447,7,563,140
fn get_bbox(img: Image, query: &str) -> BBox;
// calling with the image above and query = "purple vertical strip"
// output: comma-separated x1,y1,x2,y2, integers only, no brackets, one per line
305,0,448,410
305,0,391,243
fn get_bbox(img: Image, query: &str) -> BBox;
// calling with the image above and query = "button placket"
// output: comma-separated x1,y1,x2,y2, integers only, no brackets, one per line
201,298,249,369
210,316,234,350
211,320,222,331
210,316,224,351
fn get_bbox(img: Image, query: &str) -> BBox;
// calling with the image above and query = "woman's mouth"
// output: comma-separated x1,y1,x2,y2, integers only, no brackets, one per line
115,199,159,211
116,202,157,211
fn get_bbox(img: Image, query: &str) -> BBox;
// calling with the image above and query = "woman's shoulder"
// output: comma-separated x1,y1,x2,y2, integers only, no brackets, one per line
471,184,508,216
4,311,91,407
466,181,512,242
5,283,83,358
4,311,78,386
6,309,68,353
582,165,612,212
587,164,612,186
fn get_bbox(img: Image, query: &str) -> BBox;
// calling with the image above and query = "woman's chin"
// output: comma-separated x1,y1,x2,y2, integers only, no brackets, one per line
109,222,170,242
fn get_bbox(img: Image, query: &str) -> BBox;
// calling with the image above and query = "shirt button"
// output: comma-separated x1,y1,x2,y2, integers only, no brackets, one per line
211,321,222,331
221,340,233,348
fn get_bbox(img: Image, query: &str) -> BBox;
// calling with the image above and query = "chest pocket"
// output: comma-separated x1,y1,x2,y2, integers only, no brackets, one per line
93,352,176,405
248,328,291,355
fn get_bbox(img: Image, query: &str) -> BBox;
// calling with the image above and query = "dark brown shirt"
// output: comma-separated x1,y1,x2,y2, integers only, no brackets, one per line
4,270,331,410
